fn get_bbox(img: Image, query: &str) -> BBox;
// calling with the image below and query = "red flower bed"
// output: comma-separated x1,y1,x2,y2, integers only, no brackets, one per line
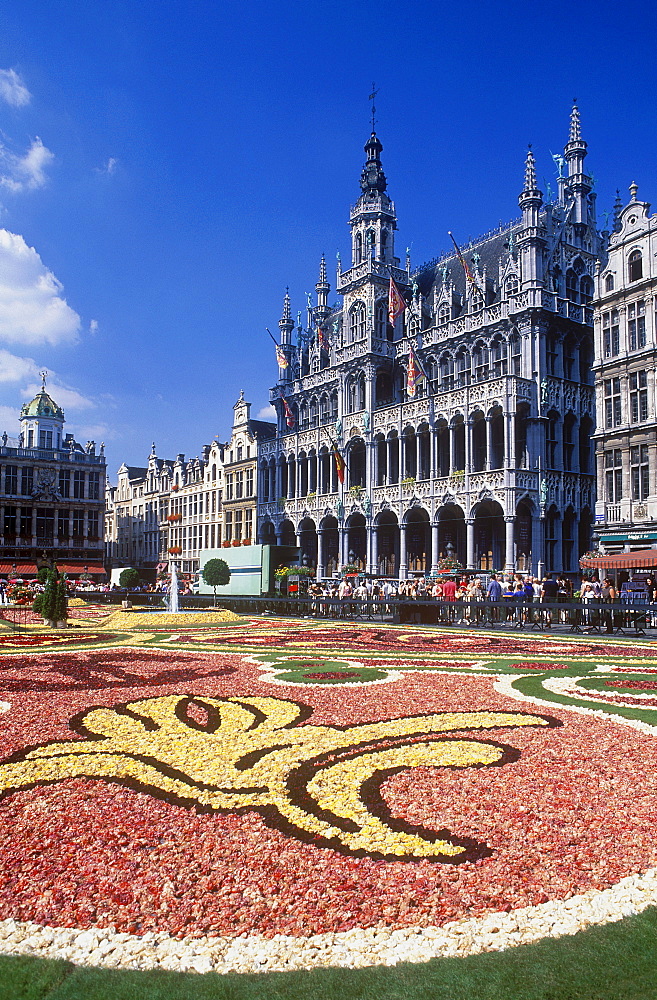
1,653,656,941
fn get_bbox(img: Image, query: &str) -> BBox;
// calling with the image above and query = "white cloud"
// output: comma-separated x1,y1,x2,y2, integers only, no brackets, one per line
69,422,115,442
22,380,94,410
0,403,20,431
0,349,38,383
89,319,98,334
0,229,81,345
257,404,276,420
0,69,30,108
0,136,54,193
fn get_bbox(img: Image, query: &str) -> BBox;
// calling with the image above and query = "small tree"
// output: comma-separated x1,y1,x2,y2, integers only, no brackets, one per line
38,567,59,626
55,576,68,625
119,567,140,590
202,558,230,602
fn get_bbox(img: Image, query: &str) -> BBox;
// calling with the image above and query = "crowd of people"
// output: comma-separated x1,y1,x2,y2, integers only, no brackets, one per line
300,571,655,631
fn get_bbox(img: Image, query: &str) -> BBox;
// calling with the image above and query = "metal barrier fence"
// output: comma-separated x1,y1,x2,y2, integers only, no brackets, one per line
78,592,656,636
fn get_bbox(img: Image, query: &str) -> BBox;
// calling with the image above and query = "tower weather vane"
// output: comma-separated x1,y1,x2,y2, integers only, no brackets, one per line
369,83,379,131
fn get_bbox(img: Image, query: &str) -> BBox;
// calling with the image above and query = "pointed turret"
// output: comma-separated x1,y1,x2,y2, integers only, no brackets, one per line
314,254,331,321
518,147,543,224
565,101,587,172
517,147,545,289
563,102,592,233
278,288,294,345
613,189,623,232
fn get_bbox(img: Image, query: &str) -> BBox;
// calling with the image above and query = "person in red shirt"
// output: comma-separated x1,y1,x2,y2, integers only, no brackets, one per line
441,576,457,621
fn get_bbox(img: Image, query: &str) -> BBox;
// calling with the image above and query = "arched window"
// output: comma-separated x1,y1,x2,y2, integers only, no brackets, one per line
505,275,519,297
381,229,388,256
375,300,387,339
440,353,454,390
473,342,488,382
510,331,522,375
580,275,594,304
349,301,366,342
366,229,376,257
470,288,484,312
565,269,578,302
456,349,470,387
491,337,507,377
605,273,614,292
354,233,362,265
438,302,451,324
629,250,643,282
309,397,318,426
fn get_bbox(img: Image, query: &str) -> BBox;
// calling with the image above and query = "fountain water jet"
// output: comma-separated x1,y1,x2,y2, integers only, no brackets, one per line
167,560,180,613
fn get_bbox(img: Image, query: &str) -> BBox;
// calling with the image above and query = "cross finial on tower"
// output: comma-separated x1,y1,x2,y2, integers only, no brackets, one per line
369,82,379,131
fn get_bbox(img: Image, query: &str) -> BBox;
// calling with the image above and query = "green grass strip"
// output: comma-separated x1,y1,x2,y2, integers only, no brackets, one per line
3,907,657,1000
511,673,657,726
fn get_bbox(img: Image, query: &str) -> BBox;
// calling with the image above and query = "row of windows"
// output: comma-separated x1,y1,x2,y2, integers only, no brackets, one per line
24,429,61,450
224,509,253,542
0,467,100,499
604,374,651,428
602,299,651,356
1,507,100,538
225,470,254,501
604,446,650,501
169,491,220,517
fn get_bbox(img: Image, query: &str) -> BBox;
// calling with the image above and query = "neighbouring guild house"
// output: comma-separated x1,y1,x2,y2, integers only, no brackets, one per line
590,182,657,569
106,440,225,585
257,106,600,580
0,379,106,581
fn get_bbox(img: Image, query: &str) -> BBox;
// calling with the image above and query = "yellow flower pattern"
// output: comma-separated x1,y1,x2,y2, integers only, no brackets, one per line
0,695,550,860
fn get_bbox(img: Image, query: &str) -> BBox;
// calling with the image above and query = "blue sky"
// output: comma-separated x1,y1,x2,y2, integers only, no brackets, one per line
0,0,655,478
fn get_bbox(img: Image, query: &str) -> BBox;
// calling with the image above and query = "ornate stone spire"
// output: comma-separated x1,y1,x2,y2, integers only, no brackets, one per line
278,287,294,344
569,101,581,142
315,254,330,313
523,147,538,192
564,100,587,174
612,189,623,232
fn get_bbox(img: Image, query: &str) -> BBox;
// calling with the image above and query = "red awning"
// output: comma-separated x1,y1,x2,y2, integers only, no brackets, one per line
580,548,657,571
0,562,37,575
0,562,106,576
57,563,106,576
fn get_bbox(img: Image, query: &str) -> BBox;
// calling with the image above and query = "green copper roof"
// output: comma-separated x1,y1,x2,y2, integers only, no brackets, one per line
20,389,64,421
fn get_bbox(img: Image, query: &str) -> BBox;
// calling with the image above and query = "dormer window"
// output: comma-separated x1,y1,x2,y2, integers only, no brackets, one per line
629,250,643,282
438,302,450,324
605,273,614,292
505,275,519,297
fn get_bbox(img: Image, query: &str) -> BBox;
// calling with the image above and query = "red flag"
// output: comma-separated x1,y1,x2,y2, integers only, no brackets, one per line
388,276,406,326
317,326,329,352
275,343,288,369
280,392,295,428
407,344,419,398
334,448,346,484
448,231,480,293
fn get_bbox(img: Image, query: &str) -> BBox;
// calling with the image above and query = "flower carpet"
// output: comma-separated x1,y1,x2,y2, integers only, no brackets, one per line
1,612,657,982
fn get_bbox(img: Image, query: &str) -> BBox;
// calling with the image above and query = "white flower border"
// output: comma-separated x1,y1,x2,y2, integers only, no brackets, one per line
0,866,655,975
2,666,657,975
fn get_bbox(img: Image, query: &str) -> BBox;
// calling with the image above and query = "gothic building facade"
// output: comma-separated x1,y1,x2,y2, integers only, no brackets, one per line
257,106,600,580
